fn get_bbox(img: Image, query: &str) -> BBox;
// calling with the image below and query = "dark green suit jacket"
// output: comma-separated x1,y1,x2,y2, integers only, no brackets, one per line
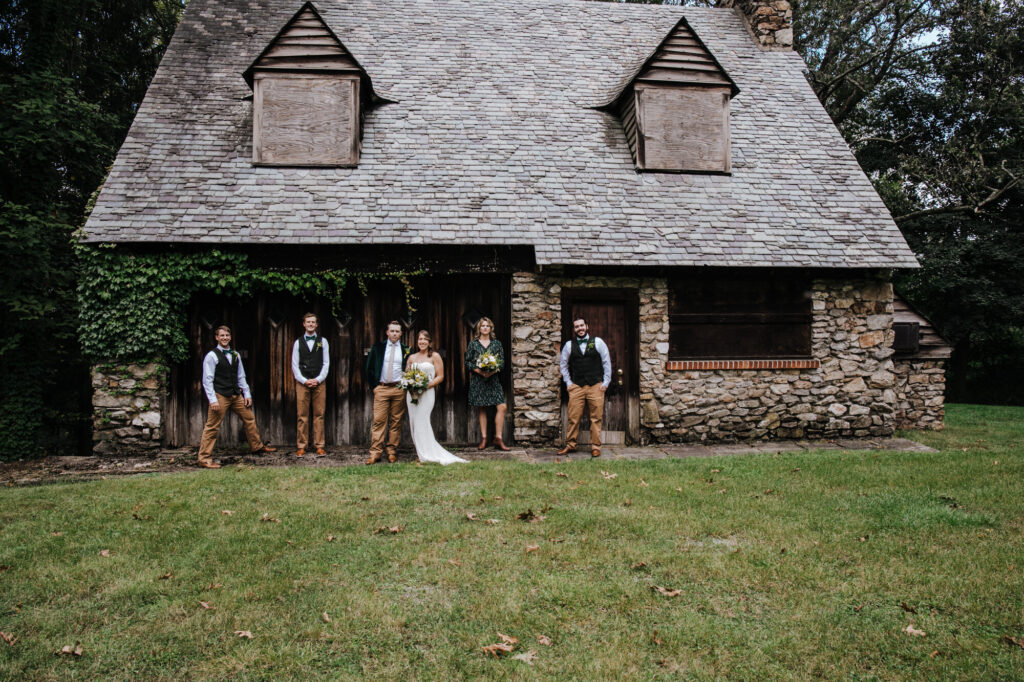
365,341,410,389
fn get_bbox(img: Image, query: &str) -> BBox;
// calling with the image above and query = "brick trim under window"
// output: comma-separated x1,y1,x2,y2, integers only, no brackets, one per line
666,359,820,371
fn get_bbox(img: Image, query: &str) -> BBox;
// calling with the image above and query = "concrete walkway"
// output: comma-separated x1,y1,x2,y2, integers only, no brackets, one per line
1,438,935,487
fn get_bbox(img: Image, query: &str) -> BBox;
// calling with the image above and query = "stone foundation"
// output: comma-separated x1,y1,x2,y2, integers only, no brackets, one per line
511,272,897,445
893,359,946,430
91,363,167,455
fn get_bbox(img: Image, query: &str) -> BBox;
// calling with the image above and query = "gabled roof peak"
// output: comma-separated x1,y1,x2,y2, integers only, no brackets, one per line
243,2,369,88
632,16,738,95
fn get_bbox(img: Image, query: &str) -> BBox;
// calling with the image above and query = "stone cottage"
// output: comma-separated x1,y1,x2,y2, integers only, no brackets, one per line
82,0,941,454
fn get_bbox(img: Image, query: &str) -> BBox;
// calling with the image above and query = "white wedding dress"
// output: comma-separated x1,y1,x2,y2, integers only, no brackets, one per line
406,362,468,465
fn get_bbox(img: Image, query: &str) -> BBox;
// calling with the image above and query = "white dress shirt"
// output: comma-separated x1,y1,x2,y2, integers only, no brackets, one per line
559,336,612,388
202,346,252,403
291,336,330,383
379,340,405,383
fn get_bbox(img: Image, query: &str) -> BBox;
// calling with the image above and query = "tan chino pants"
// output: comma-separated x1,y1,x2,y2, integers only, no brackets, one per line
295,381,326,450
565,383,605,449
369,384,406,458
198,394,265,462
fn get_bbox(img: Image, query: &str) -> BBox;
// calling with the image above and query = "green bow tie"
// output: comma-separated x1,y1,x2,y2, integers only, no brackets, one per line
305,336,316,341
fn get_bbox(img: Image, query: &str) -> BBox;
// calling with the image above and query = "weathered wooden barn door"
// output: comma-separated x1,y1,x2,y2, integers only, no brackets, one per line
560,289,639,444
166,274,512,448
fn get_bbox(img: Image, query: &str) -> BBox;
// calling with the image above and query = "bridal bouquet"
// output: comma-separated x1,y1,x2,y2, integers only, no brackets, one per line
400,366,430,404
476,352,500,372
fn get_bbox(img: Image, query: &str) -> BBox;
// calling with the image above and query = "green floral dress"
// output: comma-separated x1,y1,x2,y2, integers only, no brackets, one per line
465,338,506,406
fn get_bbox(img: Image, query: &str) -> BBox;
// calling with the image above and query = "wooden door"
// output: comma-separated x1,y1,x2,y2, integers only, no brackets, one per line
166,274,512,448
560,289,639,444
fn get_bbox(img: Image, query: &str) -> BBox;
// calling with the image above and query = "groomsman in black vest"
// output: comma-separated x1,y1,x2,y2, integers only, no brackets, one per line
197,325,276,468
292,312,330,457
557,316,612,457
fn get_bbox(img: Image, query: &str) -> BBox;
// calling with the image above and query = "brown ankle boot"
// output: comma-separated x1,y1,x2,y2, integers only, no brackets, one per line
493,436,511,451
477,434,488,450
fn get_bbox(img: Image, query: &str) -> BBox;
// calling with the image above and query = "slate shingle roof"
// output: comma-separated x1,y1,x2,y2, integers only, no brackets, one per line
82,0,919,269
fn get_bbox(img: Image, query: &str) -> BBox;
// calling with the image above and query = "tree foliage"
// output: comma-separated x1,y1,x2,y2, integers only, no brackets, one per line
0,0,184,458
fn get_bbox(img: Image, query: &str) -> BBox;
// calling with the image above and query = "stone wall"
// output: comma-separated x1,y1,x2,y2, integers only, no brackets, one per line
719,0,794,49
510,272,897,445
893,359,946,430
91,363,167,455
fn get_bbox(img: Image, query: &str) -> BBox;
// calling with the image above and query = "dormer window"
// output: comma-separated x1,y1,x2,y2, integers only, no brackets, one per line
244,2,382,167
613,17,738,173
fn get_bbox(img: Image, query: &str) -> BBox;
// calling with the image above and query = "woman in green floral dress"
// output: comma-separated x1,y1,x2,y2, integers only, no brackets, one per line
465,317,510,450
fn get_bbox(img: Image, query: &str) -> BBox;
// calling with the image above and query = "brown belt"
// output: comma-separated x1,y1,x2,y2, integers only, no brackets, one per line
379,381,400,387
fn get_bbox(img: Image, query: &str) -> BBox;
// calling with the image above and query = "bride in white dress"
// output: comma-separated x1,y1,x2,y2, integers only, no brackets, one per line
404,331,468,465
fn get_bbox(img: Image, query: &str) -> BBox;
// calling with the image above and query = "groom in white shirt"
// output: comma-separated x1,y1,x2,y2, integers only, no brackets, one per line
292,312,330,457
364,320,410,464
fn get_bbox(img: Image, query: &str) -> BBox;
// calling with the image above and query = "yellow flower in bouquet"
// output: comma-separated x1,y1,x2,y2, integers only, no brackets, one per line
476,352,500,372
400,366,430,404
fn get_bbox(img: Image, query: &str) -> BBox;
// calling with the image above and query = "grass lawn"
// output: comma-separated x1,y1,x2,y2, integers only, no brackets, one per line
1,404,1023,680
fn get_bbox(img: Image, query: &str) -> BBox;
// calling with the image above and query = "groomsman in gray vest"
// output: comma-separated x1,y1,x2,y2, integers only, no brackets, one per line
292,312,330,457
198,325,277,468
557,316,612,457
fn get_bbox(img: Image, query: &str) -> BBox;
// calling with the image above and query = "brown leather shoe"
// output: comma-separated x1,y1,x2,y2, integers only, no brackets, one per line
252,446,278,454
198,460,221,469
557,445,576,456
366,454,380,465
494,436,511,451
591,447,601,458
315,448,326,456
477,435,488,450
387,453,398,463
295,448,305,458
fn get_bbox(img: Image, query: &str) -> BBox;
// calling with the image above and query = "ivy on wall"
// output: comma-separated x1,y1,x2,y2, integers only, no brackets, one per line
77,243,417,363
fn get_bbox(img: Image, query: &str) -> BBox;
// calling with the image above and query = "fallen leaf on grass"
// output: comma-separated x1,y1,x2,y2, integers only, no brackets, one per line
0,631,16,646
904,625,926,637
481,642,515,657
630,561,648,570
198,601,214,610
0,565,9,572
675,487,682,492
517,509,546,523
234,630,253,639
375,525,405,534
99,550,111,557
600,471,617,480
326,535,335,542
854,604,864,612
321,612,331,623
1002,635,1024,650
498,632,518,645
512,650,538,664
525,545,540,553
56,642,83,657
639,479,649,487
899,602,917,614
466,513,479,521
485,519,500,525
859,536,869,542
537,634,552,646
652,630,662,646
51,532,63,537
650,585,682,597
158,571,173,580
205,583,223,590
930,650,940,658
623,498,632,507
710,469,721,474
221,510,233,516
260,513,280,523
447,559,462,566
556,472,569,478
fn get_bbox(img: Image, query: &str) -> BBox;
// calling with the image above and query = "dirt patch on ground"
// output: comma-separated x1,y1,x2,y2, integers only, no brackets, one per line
1,438,934,487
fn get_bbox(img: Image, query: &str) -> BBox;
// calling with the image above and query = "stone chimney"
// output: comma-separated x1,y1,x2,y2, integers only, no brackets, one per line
718,0,793,50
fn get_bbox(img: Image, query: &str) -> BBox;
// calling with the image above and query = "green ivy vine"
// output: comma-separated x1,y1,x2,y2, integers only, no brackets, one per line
77,243,419,363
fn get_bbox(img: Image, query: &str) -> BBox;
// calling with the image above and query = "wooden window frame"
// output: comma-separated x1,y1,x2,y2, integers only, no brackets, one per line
252,72,360,167
668,275,812,360
634,84,731,174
